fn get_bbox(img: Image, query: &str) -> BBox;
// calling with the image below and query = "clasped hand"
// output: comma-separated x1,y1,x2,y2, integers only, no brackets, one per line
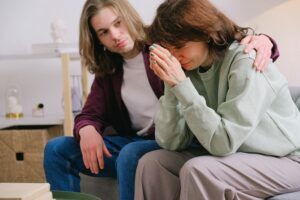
149,44,186,87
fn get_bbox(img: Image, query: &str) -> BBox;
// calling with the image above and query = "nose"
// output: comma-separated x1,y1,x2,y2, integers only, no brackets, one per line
110,27,121,41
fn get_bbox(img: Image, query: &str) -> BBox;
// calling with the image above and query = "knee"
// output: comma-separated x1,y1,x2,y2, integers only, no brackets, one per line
44,137,59,156
179,156,214,180
118,142,140,160
138,150,159,168
138,149,172,171
44,136,73,159
116,142,144,167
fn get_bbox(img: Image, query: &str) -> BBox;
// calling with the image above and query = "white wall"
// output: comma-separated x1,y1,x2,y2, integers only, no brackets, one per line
211,0,300,86
245,0,300,86
0,0,85,117
0,0,299,118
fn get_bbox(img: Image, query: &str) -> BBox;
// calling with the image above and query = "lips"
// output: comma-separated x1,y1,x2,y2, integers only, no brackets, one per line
181,61,191,67
116,39,128,48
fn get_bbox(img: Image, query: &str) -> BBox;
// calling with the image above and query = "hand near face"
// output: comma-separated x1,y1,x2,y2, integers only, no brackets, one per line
149,44,186,87
240,34,273,71
79,125,112,174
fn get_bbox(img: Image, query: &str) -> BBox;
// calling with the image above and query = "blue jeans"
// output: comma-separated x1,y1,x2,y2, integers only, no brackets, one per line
44,135,160,200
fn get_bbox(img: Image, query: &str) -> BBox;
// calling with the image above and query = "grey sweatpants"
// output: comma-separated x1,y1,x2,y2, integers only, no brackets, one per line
134,148,300,200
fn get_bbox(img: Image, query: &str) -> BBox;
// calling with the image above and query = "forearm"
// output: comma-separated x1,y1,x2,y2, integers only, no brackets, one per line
170,78,229,155
154,84,193,150
73,78,108,140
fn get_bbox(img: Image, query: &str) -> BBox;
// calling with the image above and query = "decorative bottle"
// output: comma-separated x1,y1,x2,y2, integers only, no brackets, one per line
5,85,23,119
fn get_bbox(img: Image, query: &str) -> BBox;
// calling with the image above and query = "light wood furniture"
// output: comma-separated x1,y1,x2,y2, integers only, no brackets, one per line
0,125,63,183
0,183,52,200
0,44,89,135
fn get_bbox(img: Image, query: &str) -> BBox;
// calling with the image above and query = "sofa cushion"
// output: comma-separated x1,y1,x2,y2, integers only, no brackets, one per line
296,98,300,110
289,86,300,110
268,191,300,200
268,86,300,200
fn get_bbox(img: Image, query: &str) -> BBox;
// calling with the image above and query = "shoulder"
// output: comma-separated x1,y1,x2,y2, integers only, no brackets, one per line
216,41,257,82
218,41,257,75
226,41,256,64
223,42,286,91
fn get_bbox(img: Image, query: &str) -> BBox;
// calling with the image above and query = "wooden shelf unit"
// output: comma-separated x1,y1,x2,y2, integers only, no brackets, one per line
0,44,89,135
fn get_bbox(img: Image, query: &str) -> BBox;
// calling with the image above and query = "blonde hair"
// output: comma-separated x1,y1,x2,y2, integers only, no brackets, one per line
79,0,146,76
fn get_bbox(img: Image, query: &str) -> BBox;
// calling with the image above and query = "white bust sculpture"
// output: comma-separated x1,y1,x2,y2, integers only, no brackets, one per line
51,19,68,43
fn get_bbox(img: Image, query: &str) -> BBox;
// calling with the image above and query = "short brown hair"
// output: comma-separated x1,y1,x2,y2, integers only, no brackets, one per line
147,0,253,60
79,0,146,76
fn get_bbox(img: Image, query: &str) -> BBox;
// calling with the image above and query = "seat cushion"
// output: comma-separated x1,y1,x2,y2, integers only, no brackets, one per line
289,86,300,109
268,191,300,200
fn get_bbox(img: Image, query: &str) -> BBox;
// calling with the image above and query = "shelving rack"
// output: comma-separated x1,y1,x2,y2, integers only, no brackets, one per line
0,43,89,135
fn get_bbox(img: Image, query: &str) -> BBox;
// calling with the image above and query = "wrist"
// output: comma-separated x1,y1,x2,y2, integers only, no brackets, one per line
172,76,187,87
79,125,96,137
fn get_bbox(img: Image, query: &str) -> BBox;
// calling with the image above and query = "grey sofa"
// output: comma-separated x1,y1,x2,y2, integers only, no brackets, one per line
81,86,300,200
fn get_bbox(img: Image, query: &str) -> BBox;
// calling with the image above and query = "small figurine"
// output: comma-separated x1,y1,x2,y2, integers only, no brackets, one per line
50,19,68,43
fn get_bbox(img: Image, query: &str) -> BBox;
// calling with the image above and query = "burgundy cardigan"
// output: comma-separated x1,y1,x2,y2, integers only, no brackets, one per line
73,46,164,140
74,40,279,141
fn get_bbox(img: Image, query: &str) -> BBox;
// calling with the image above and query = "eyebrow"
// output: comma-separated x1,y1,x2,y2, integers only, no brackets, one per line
95,16,121,34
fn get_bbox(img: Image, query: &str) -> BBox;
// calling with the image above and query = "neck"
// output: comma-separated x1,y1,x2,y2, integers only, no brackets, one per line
122,46,140,59
200,56,214,70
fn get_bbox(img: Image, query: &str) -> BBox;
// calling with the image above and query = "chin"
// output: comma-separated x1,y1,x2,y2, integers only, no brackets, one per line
186,66,199,71
123,44,134,52
183,64,193,70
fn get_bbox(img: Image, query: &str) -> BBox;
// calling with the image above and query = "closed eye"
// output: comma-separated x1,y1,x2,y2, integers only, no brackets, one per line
98,30,108,37
115,20,121,26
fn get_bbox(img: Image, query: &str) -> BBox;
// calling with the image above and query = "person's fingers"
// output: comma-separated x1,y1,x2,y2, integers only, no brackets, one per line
242,35,255,53
150,53,157,70
96,146,104,170
253,47,263,69
257,54,267,71
244,40,256,53
255,45,271,71
150,44,174,65
153,43,171,55
240,35,252,45
85,149,93,172
90,150,99,174
259,59,267,72
151,52,169,73
102,143,112,158
260,51,271,72
242,34,273,71
81,148,89,169
149,60,153,69
151,58,166,78
153,64,166,78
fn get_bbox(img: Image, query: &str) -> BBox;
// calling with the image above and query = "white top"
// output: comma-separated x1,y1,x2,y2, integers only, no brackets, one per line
121,53,159,136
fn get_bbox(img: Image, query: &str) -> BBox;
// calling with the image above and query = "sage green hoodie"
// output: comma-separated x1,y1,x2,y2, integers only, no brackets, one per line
155,42,300,157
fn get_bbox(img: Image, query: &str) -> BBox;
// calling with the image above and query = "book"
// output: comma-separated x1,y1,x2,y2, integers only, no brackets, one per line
34,192,52,200
0,183,52,200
